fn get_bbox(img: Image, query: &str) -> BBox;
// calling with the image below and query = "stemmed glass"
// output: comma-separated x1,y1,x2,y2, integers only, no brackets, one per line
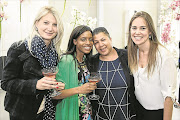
88,72,102,100
42,67,61,97
173,100,180,109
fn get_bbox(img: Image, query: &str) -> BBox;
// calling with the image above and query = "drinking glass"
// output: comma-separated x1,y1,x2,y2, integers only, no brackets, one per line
88,72,102,100
42,67,61,97
173,100,180,109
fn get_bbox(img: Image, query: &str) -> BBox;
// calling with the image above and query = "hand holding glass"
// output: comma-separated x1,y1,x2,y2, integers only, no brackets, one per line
88,72,102,100
42,67,61,97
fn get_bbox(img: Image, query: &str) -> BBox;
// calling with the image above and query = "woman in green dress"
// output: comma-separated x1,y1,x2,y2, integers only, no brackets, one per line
54,25,97,120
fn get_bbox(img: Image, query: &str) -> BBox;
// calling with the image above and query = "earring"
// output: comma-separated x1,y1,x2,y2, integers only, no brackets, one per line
149,34,152,39
35,27,38,31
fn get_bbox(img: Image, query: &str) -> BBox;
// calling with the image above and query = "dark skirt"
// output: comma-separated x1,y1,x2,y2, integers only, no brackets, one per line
136,101,163,120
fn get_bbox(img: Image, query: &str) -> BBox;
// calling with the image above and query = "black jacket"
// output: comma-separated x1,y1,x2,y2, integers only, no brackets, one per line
87,47,136,120
1,42,52,120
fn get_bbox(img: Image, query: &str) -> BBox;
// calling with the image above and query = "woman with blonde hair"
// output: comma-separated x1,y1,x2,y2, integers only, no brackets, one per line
127,11,177,120
1,6,65,120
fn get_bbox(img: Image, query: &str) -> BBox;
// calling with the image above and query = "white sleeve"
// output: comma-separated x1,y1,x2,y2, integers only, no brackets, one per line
160,57,177,101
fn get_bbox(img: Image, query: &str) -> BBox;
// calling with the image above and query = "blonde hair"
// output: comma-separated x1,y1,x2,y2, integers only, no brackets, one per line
25,6,64,58
127,11,161,76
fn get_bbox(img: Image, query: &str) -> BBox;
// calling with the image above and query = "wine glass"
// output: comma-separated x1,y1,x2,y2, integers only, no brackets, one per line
88,72,102,100
42,67,61,97
173,100,180,109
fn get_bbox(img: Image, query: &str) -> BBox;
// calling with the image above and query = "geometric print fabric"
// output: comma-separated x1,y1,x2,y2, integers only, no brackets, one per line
94,58,131,120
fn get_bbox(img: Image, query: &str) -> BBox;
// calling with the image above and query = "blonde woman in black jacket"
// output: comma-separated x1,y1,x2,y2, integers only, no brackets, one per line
1,6,65,120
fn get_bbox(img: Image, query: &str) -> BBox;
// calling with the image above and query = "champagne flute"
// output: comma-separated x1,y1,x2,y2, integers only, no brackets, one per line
42,67,61,97
88,72,102,100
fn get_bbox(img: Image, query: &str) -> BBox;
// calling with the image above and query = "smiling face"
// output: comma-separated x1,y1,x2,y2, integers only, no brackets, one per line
36,13,57,45
93,32,113,57
130,17,151,46
73,31,93,56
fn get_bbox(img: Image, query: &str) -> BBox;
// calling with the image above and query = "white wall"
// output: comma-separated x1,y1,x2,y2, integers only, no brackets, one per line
0,0,48,56
49,0,159,51
97,0,158,48
0,0,159,55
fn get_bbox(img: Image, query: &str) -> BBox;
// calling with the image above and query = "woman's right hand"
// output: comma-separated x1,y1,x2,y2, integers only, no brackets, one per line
36,77,58,90
77,82,97,94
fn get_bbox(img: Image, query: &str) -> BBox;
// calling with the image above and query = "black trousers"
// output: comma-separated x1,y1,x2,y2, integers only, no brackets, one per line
9,111,44,120
136,101,163,120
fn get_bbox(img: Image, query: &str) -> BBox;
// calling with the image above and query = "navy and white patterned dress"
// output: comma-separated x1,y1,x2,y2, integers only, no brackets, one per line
94,58,130,120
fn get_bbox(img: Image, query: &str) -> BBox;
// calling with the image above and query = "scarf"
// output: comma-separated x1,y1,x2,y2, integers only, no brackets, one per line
24,35,58,120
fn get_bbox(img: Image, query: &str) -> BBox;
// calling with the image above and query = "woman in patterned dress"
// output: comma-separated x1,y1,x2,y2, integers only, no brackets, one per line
54,25,97,120
89,27,136,120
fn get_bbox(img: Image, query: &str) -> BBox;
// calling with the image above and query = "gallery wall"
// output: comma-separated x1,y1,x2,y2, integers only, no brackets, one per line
0,0,159,56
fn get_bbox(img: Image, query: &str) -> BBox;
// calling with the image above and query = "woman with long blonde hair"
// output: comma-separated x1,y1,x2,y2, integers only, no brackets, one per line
1,6,65,120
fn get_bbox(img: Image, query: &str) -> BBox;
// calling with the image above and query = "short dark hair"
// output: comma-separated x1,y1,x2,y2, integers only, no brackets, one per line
92,27,110,38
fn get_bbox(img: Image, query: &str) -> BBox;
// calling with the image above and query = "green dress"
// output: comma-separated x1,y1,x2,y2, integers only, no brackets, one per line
55,55,79,120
